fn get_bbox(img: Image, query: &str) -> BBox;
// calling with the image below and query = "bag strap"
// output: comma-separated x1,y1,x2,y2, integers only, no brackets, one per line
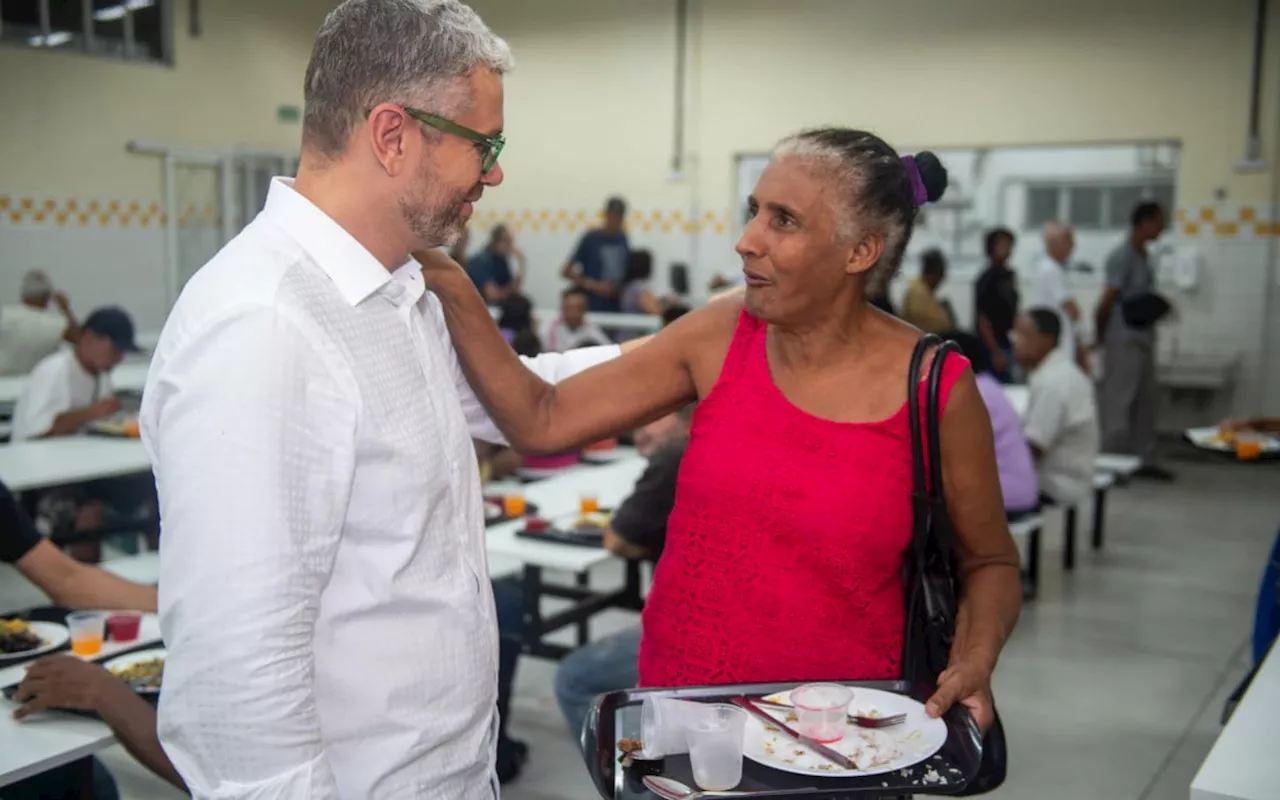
926,339,962,555
907,334,941,562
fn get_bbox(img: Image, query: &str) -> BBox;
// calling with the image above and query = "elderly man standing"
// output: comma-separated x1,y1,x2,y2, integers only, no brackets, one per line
1026,223,1090,374
140,2,635,797
0,270,79,375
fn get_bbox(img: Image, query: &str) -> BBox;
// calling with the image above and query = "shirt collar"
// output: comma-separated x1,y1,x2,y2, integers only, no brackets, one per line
261,177,423,307
1033,346,1070,376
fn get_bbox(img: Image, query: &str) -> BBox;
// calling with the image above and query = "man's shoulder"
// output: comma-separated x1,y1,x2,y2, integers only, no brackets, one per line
27,348,71,381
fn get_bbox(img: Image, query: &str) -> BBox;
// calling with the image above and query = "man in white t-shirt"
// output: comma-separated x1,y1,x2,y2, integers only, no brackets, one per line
0,270,80,376
13,306,145,561
545,287,610,352
1024,223,1090,374
1014,308,1099,505
11,306,135,441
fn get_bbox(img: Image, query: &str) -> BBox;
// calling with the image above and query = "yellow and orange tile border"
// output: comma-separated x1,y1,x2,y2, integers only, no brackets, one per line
2,194,1277,239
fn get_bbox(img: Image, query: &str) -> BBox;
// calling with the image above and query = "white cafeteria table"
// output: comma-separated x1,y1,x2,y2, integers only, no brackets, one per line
0,438,153,492
0,614,163,788
1190,639,1280,800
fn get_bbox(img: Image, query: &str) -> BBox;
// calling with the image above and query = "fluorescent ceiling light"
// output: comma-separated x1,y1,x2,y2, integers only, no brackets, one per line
93,0,155,22
27,31,74,46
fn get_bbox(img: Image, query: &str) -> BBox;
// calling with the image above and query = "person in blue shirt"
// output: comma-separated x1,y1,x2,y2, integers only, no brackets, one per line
466,224,525,305
561,196,630,312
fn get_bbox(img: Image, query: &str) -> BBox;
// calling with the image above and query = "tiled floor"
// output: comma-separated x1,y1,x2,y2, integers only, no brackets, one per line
4,451,1275,799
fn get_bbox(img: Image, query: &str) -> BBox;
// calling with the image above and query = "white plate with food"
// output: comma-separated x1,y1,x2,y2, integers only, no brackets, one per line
745,688,948,778
103,647,166,694
0,619,70,663
1185,427,1280,454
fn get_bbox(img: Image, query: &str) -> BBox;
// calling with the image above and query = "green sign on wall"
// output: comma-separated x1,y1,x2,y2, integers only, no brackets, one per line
277,105,301,124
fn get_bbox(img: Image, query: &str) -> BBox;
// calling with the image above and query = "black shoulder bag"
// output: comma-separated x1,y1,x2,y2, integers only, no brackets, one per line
902,334,1008,795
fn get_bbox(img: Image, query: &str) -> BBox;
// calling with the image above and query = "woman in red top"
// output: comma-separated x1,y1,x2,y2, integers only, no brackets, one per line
420,128,1021,731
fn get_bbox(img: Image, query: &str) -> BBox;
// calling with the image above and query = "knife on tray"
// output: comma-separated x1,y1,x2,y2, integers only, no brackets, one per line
730,696,860,771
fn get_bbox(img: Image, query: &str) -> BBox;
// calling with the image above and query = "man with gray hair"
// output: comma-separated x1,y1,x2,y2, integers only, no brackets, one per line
0,269,79,375
1025,223,1089,374
141,2,639,796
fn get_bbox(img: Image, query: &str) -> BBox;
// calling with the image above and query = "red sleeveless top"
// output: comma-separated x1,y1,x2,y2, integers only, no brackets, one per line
638,310,967,687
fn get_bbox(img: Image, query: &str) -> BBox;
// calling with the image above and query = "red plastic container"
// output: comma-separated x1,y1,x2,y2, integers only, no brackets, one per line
107,612,141,642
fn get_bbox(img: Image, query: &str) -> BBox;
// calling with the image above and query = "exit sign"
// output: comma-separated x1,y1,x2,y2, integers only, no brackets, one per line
277,105,301,124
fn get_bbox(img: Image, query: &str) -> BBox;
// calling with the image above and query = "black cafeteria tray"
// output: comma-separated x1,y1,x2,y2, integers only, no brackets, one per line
484,499,539,528
582,680,983,799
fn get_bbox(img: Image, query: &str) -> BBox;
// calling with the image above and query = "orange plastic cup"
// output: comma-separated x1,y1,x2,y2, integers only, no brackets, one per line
1236,439,1263,460
67,611,106,657
502,494,527,517
580,495,600,514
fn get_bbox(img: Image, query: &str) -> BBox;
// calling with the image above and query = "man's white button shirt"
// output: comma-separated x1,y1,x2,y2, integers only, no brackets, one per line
141,178,618,799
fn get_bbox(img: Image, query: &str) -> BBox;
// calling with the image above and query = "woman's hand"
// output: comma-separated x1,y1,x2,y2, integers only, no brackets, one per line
413,248,470,292
925,653,996,733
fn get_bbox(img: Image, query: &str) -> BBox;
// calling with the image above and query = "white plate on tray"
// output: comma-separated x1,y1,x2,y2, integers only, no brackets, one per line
0,621,70,663
1185,427,1280,454
102,647,167,695
745,688,948,778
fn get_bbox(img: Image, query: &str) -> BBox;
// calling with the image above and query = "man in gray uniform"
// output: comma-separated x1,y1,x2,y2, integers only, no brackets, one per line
1094,201,1172,480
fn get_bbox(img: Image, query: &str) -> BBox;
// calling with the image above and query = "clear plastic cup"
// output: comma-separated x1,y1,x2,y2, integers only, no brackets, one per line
67,611,107,657
641,696,700,757
684,703,747,791
791,683,853,743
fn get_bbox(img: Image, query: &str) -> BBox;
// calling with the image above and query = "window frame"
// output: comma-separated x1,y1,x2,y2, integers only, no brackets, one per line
1023,176,1176,231
0,0,174,66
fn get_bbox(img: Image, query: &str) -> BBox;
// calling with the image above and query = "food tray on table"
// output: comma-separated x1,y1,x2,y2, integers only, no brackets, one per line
582,680,983,799
1183,427,1280,459
515,510,613,548
1,606,165,717
483,496,539,527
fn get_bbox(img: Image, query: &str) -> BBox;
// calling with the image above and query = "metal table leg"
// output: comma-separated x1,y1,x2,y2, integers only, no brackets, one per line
1063,506,1078,571
1092,487,1108,550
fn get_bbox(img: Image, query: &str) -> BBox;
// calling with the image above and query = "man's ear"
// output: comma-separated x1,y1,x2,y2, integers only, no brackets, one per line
366,103,412,177
844,231,885,277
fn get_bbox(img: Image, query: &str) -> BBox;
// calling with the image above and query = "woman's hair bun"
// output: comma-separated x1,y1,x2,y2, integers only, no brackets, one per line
913,151,948,204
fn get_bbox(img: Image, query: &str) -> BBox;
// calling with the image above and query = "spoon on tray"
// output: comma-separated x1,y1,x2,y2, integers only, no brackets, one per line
642,775,812,799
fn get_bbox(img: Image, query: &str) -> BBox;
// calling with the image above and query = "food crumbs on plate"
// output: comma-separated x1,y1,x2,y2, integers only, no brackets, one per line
764,725,779,733
785,712,798,723
793,750,806,757
818,764,833,771
904,730,921,741
784,759,795,765
923,767,942,784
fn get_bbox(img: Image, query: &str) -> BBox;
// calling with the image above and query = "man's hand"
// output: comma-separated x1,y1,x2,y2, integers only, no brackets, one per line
88,396,121,421
13,656,127,720
53,290,72,312
925,653,997,733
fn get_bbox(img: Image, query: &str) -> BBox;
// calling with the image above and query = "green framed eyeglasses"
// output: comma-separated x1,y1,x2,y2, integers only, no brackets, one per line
400,106,505,175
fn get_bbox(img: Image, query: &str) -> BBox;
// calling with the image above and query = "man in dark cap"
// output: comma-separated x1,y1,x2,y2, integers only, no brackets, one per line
10,306,137,441
11,306,150,561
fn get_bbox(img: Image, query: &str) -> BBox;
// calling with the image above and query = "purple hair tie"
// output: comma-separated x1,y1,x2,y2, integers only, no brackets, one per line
902,155,929,207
